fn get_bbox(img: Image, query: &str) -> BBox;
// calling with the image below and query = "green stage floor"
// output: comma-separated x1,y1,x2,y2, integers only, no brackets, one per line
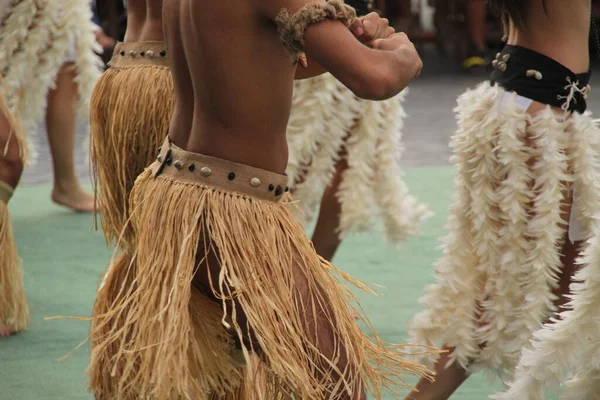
0,166,556,399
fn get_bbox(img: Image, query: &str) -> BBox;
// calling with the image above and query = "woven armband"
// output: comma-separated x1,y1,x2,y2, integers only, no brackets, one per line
276,0,357,62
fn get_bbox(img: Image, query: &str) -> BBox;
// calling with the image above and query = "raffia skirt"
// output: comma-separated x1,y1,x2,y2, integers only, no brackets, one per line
0,89,29,332
287,74,429,246
90,41,173,250
407,82,600,383
89,136,432,399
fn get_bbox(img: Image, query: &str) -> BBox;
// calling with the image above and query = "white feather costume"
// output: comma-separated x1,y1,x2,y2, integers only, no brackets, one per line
0,0,103,163
286,73,430,246
495,197,600,398
408,81,600,384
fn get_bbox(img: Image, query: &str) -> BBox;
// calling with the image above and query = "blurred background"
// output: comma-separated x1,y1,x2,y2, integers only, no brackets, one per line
91,0,600,73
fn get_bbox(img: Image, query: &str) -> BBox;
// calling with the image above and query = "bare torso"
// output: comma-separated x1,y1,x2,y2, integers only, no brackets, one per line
163,0,297,173
508,0,590,74
124,0,164,42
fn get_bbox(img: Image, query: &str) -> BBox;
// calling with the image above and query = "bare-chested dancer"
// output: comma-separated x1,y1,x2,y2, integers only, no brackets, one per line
89,0,431,399
407,1,600,399
90,0,172,250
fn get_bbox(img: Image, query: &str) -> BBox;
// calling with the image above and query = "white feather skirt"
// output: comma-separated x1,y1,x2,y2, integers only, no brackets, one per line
408,81,600,384
0,0,103,164
286,73,430,247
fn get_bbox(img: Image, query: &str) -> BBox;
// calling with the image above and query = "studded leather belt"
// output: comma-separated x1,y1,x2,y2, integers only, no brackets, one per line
108,41,170,68
151,137,290,202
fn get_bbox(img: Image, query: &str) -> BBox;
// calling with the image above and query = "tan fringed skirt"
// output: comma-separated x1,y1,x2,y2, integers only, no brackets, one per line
0,92,29,333
90,41,173,250
90,136,432,399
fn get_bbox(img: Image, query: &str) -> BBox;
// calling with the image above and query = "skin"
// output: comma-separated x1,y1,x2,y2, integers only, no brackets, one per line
124,0,164,42
298,13,397,263
406,1,590,399
162,0,421,397
465,0,487,51
163,0,421,174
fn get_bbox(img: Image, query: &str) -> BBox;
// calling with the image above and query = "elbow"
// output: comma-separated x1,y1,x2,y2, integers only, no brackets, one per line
351,58,420,101
354,75,400,101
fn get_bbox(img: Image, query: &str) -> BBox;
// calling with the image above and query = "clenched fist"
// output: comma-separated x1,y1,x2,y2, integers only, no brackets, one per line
373,33,423,79
350,12,395,47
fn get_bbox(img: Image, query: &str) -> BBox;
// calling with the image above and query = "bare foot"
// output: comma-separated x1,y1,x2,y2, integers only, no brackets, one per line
0,322,17,337
51,184,95,213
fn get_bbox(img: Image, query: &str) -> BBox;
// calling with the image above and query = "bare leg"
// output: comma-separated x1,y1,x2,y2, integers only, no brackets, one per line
0,110,24,336
405,203,579,400
311,152,348,262
404,347,468,400
193,245,366,399
46,62,94,212
465,0,487,52
462,0,487,70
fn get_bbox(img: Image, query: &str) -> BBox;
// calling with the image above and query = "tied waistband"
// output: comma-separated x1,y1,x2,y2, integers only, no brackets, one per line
491,45,591,113
151,137,290,202
109,41,169,68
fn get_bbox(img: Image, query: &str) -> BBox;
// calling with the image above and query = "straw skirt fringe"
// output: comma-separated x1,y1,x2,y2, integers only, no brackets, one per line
494,114,600,398
0,93,29,332
0,198,29,332
90,63,173,248
287,73,429,246
407,82,600,382
90,156,432,399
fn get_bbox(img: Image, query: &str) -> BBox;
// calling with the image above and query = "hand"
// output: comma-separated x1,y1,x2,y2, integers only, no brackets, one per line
373,33,423,79
350,12,395,47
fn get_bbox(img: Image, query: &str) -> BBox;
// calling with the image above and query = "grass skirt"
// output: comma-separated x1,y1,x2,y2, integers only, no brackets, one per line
89,137,432,399
408,82,600,382
287,73,429,247
0,92,29,332
90,41,173,249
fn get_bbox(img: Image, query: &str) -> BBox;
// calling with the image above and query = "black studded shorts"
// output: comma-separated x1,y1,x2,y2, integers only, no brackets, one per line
152,136,290,202
491,45,591,114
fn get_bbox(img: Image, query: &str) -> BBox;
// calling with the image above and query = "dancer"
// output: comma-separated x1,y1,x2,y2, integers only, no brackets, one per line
90,0,173,249
89,0,431,398
0,0,103,212
462,0,488,71
0,90,28,336
406,1,599,399
287,2,429,261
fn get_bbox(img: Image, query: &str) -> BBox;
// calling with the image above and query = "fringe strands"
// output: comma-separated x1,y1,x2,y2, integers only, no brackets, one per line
0,92,28,332
287,73,429,247
90,65,173,248
493,113,600,400
89,169,433,399
409,82,576,380
0,196,29,333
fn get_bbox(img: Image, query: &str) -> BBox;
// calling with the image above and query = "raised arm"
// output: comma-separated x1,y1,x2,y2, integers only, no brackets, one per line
259,0,422,100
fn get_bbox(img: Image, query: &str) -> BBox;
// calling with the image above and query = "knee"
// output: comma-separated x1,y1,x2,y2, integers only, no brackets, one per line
0,138,24,188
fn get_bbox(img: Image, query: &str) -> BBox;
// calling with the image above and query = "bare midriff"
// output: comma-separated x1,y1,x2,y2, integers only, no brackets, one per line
507,0,590,74
123,0,165,43
163,0,295,174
